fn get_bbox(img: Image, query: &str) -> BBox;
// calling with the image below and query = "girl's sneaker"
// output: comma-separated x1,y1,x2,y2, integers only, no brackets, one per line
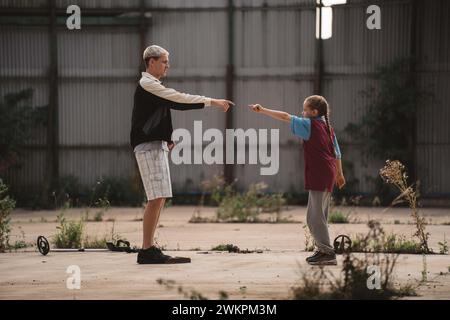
307,252,337,265
306,251,321,262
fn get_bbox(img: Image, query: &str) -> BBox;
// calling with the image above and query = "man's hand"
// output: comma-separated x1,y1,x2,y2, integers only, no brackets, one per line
168,141,175,151
336,173,346,189
249,104,263,112
211,99,234,112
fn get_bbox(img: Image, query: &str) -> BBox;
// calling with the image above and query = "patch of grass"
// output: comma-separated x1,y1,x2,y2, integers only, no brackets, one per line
189,214,295,224
210,244,263,254
83,196,109,222
352,234,421,254
52,205,84,249
438,235,448,255
93,211,104,222
211,244,240,252
0,179,15,252
9,240,30,250
164,199,172,208
328,211,350,224
189,215,214,223
84,221,126,249
350,220,430,254
216,183,286,222
7,227,31,251
83,237,107,249
195,177,286,223
383,235,423,254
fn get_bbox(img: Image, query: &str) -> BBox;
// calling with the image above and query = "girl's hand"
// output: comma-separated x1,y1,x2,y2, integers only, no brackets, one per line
249,104,263,112
336,174,346,189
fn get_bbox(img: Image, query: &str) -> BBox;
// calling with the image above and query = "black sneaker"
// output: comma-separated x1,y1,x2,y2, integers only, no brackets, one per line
306,251,321,263
307,252,337,266
137,246,191,264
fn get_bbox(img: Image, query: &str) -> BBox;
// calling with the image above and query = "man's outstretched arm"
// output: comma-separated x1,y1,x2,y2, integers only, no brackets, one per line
140,77,233,112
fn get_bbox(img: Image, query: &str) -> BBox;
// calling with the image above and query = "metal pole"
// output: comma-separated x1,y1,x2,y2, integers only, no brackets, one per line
409,0,418,183
224,0,235,185
314,0,324,94
43,0,59,207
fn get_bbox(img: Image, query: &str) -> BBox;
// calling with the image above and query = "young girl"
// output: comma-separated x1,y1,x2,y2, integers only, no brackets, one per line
250,95,345,265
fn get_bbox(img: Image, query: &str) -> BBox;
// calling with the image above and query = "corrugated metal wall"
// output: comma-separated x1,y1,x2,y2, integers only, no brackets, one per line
323,0,413,193
0,25,49,190
1,0,449,199
415,0,450,196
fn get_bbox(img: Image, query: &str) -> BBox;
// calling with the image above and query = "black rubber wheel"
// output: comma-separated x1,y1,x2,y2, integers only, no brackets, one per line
333,234,352,254
37,236,50,256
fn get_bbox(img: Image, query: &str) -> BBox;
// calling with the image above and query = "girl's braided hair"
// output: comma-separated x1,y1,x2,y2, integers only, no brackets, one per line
304,95,335,152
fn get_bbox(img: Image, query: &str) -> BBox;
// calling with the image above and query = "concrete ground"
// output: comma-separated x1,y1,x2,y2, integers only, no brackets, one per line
1,205,449,300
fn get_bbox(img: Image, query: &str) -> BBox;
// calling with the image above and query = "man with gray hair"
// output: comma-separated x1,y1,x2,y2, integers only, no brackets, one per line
131,45,234,264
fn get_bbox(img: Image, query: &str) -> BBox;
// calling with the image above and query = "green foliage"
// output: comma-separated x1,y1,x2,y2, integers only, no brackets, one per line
345,58,426,168
83,221,125,249
0,180,16,252
350,221,428,254
328,211,350,224
211,244,240,252
8,227,30,251
9,240,29,250
0,89,47,172
216,182,286,222
83,236,107,249
438,235,448,255
52,206,84,249
344,58,433,201
328,196,360,224
195,176,287,223
93,211,104,222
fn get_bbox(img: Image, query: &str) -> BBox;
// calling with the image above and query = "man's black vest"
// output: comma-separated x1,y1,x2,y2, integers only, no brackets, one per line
130,84,204,149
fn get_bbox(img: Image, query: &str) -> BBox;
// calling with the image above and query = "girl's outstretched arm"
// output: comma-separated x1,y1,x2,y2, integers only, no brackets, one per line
249,104,292,123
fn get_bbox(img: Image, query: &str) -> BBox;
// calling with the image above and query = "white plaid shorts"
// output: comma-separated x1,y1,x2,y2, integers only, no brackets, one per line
135,146,172,201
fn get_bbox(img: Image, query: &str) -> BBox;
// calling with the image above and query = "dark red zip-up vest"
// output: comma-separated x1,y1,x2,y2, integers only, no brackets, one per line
303,119,337,192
